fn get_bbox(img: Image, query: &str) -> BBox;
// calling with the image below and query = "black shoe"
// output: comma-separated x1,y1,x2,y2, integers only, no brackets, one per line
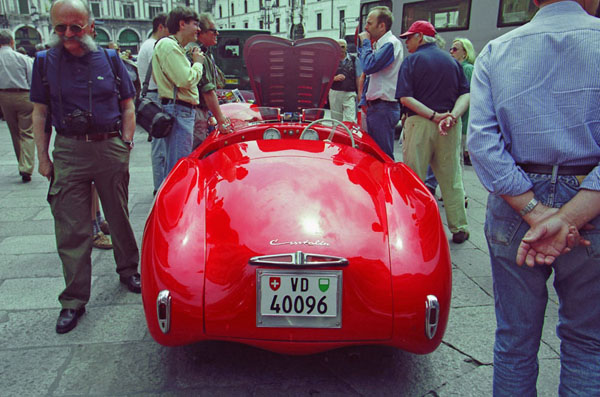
56,307,85,334
426,185,436,196
20,172,31,183
464,152,472,166
452,231,470,244
120,273,141,293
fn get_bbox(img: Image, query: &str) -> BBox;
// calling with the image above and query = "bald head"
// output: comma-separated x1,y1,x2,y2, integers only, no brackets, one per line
50,0,92,25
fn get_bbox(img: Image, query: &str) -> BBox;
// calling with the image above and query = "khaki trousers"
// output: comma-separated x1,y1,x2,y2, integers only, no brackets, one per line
402,115,468,234
48,135,139,309
328,89,357,122
0,91,35,175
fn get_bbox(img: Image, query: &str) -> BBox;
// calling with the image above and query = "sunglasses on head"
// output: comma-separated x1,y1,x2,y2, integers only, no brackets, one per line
54,24,87,34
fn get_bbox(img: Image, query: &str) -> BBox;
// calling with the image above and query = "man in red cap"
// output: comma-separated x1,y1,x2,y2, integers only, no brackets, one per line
396,20,470,244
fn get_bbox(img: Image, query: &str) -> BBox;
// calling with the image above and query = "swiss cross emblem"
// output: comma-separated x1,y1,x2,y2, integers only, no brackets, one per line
269,277,281,291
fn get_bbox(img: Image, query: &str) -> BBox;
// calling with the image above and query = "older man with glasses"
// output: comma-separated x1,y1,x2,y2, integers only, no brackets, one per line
30,0,141,334
187,12,233,150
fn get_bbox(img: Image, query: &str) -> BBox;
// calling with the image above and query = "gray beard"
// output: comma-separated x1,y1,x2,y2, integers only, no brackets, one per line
47,33,98,53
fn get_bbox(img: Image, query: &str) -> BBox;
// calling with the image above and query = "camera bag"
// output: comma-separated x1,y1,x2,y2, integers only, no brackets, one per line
135,60,175,139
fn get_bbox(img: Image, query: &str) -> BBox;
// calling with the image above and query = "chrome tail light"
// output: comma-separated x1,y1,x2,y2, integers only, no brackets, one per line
425,295,440,340
156,290,171,334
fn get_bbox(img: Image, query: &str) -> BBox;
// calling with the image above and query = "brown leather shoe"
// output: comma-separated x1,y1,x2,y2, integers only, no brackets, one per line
93,232,112,249
56,307,85,334
452,231,470,244
120,273,141,293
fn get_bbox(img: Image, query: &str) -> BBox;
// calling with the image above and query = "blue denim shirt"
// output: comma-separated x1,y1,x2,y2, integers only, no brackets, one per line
468,1,600,196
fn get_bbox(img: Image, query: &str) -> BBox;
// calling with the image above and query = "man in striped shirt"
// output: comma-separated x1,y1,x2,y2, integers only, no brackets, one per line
468,0,600,394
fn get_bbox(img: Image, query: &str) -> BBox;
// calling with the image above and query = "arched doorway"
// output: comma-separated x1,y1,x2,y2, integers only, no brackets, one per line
95,28,110,47
118,29,140,54
15,26,41,57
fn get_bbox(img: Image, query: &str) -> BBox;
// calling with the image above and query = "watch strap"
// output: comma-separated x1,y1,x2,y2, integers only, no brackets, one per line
519,197,539,216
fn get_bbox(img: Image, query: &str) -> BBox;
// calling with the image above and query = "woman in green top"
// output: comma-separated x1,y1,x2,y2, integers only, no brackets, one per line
449,38,476,165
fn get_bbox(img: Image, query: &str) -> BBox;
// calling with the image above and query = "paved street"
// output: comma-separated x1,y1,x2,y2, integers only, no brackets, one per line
0,121,561,396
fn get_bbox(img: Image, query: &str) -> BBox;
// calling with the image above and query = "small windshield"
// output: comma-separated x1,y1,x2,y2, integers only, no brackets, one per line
228,106,344,129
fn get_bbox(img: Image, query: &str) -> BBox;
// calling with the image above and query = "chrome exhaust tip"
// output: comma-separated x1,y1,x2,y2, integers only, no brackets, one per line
156,290,171,334
425,295,440,340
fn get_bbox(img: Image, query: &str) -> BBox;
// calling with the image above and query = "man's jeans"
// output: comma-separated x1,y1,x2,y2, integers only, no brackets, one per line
366,100,400,160
485,173,600,396
145,92,166,191
162,102,195,176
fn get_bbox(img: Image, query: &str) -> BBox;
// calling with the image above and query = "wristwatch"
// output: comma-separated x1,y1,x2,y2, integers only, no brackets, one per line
519,197,539,216
123,140,134,150
429,111,436,120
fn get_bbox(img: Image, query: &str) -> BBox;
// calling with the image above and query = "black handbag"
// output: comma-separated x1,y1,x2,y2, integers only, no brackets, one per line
135,60,176,139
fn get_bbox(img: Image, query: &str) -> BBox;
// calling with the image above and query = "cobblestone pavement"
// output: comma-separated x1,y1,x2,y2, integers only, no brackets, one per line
0,121,561,396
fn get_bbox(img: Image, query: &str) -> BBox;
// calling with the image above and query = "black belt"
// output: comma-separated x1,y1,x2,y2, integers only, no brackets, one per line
161,98,196,109
60,132,120,142
0,88,28,92
518,163,596,176
367,98,397,107
147,89,158,92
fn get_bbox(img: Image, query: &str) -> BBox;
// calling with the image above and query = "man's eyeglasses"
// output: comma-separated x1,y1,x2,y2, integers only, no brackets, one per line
54,24,87,34
449,47,459,53
207,28,218,34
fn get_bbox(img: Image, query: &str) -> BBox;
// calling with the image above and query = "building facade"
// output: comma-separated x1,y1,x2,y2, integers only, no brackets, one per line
212,0,360,43
0,0,215,55
0,0,358,56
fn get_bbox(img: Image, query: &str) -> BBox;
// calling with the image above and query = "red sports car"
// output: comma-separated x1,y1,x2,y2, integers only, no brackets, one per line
141,36,451,355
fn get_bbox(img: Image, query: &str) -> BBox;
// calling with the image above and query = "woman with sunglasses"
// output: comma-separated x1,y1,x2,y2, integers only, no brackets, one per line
449,38,476,165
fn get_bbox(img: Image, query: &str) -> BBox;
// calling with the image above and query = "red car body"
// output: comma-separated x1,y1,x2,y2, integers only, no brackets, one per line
141,36,451,355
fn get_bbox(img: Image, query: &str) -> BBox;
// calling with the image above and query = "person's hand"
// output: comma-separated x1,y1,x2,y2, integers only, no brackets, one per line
192,47,205,64
38,156,53,181
515,206,591,267
433,112,454,135
358,31,370,42
218,118,233,134
333,74,346,82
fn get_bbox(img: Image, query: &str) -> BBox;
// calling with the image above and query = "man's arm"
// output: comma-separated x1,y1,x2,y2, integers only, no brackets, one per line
32,103,53,180
400,97,451,124
358,39,395,75
202,90,232,134
438,93,470,135
120,98,135,143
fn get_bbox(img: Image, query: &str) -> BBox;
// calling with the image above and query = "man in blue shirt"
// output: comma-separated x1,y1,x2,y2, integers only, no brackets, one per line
468,0,600,394
396,21,470,244
357,6,403,159
30,0,141,334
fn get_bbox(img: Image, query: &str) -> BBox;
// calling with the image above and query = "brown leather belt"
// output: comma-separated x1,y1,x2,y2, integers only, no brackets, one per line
517,163,596,176
61,132,120,142
0,88,29,92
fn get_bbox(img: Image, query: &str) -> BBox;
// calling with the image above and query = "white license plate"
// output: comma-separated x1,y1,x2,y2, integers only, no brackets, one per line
256,269,342,328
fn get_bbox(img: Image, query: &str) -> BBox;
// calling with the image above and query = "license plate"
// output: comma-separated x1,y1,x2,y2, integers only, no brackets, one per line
225,78,239,85
256,269,342,328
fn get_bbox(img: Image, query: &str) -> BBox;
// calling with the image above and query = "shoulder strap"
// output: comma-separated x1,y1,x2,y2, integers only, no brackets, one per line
141,59,153,98
37,50,53,134
102,48,122,101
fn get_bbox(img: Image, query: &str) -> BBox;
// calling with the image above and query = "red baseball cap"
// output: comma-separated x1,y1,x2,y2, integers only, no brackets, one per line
399,20,437,38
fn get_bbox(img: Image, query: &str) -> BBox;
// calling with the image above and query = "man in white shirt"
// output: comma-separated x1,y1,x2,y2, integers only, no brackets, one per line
357,6,403,159
0,29,35,182
137,13,169,194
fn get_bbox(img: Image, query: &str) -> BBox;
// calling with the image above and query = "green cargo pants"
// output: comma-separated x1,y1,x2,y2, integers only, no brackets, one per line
48,134,139,309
